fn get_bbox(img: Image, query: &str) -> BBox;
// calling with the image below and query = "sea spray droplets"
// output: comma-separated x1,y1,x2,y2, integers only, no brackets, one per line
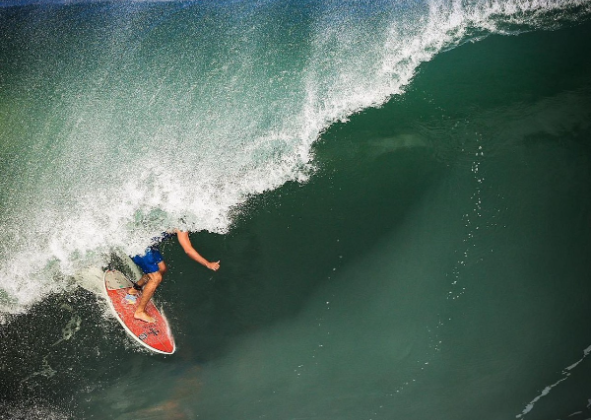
448,133,486,301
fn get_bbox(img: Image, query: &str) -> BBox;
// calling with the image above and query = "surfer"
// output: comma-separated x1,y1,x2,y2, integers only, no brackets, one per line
128,229,220,323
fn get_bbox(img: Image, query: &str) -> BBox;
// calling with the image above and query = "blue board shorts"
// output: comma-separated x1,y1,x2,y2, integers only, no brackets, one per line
132,248,163,274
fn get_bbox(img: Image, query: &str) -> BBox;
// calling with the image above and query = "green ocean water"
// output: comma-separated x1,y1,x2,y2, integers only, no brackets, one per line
2,1,591,419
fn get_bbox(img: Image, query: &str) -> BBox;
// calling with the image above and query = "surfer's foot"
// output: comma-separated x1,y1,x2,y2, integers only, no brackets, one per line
128,287,139,296
134,311,155,323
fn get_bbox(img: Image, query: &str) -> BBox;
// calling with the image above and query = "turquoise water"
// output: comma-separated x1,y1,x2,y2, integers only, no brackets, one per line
2,1,591,419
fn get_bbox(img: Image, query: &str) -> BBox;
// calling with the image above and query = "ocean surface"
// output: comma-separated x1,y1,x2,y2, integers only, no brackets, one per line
1,0,591,419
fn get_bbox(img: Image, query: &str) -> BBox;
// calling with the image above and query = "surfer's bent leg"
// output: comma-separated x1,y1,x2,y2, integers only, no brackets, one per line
134,271,163,323
130,249,167,323
130,248,165,295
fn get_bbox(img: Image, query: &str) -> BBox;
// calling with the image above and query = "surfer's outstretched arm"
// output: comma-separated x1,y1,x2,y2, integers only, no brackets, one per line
176,230,220,271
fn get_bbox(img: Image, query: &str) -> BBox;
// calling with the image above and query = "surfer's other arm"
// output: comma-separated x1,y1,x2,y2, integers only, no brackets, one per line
176,230,220,271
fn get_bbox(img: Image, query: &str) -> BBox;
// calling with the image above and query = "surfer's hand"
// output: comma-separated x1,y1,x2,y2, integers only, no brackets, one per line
207,261,220,271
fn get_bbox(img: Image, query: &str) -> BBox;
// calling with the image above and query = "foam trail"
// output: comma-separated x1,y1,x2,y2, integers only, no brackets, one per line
516,344,591,418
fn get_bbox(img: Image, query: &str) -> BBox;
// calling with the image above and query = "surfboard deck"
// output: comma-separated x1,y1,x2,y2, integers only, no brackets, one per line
103,269,175,355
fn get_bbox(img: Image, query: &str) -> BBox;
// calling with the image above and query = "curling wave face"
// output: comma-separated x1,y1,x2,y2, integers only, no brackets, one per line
0,0,589,316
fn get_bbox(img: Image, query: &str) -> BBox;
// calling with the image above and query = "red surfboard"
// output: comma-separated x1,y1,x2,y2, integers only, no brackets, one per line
103,269,175,354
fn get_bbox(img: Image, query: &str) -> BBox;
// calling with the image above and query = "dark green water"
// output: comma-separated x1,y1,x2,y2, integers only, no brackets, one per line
2,1,591,419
